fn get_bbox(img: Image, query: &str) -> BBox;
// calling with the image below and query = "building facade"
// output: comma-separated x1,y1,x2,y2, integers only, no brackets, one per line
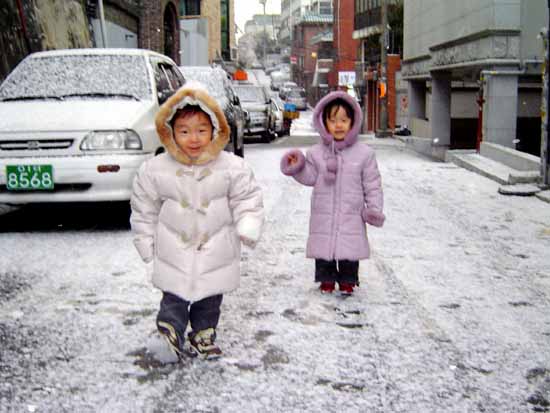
292,12,332,104
402,0,547,156
179,0,237,63
279,0,310,45
352,0,403,132
244,14,280,40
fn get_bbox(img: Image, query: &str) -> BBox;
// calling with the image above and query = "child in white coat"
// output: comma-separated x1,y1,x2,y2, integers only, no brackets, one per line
130,84,264,359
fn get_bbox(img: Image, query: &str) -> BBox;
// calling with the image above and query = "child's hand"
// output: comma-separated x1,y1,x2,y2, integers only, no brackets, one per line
287,153,299,166
280,149,305,176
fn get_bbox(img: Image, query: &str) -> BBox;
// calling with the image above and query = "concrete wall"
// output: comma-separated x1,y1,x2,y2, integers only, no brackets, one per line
0,0,29,82
404,0,506,61
411,117,431,138
33,0,92,50
520,0,548,61
518,89,542,118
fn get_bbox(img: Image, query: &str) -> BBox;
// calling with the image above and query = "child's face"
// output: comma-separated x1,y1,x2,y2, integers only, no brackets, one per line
326,106,352,141
173,111,213,158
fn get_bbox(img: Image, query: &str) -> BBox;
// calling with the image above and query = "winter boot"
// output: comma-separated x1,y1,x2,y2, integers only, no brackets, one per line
187,328,222,360
157,320,186,359
339,282,355,296
319,281,336,294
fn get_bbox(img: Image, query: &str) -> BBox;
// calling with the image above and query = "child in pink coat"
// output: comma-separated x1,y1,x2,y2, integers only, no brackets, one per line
280,91,385,296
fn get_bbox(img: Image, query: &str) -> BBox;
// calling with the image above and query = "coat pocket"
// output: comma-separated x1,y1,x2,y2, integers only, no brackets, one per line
199,227,237,274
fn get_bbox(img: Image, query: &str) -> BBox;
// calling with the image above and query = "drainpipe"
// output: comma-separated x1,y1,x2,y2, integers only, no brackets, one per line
98,0,108,47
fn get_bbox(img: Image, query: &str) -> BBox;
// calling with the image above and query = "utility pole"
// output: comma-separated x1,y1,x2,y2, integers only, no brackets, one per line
543,1,550,187
259,0,267,68
376,0,392,137
98,0,108,47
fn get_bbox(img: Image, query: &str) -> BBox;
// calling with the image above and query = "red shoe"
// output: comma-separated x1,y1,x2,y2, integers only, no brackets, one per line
319,281,336,294
339,282,355,296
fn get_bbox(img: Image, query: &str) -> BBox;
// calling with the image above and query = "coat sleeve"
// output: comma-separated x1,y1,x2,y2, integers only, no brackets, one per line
130,161,162,262
229,160,265,248
280,148,319,187
361,149,385,227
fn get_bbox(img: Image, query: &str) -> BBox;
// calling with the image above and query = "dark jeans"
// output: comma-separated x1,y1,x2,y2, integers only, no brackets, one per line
156,292,223,340
315,259,359,285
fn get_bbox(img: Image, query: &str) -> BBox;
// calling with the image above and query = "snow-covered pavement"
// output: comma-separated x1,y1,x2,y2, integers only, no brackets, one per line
1,132,550,412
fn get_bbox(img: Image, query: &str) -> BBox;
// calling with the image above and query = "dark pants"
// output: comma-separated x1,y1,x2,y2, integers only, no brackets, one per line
315,259,359,285
156,292,223,340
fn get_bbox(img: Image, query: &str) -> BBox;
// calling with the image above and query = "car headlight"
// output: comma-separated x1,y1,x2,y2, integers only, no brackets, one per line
80,130,142,151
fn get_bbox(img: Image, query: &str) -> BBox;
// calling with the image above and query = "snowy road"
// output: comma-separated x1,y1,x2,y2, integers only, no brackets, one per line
1,138,550,412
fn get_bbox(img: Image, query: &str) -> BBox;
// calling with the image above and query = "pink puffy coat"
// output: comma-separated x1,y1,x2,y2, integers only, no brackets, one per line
280,91,384,261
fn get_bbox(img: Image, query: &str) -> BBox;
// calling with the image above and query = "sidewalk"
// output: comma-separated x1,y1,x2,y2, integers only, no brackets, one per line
394,134,550,204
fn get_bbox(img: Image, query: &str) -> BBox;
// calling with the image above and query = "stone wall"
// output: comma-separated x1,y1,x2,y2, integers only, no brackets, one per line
0,0,29,82
0,0,92,82
33,0,92,50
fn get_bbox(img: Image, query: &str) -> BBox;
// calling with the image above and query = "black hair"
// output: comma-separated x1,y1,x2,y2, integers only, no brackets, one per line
322,97,355,128
170,105,212,129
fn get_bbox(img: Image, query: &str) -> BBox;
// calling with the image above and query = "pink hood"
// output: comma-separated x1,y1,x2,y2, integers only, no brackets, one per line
312,91,363,150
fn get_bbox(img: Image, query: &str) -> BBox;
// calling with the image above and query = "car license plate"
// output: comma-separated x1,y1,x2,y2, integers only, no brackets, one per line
6,165,54,190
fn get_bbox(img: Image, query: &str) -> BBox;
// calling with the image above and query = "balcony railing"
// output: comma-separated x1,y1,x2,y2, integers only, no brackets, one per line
354,8,382,31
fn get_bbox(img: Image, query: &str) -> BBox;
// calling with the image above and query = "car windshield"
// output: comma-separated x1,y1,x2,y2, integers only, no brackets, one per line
178,67,228,104
0,54,151,101
234,85,264,102
289,89,306,98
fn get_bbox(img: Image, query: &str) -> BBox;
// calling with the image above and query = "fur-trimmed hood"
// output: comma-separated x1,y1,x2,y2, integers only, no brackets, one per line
312,91,363,150
155,84,230,165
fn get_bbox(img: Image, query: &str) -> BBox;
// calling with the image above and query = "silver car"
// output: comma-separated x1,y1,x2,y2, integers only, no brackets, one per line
0,48,184,204
285,88,308,111
233,83,276,142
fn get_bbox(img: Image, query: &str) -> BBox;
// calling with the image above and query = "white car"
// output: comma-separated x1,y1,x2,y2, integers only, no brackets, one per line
0,48,185,204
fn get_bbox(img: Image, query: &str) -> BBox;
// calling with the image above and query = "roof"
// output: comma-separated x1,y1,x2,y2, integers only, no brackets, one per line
310,29,333,45
29,48,167,59
298,13,333,24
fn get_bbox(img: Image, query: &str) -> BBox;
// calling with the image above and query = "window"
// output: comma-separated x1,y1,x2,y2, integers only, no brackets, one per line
151,60,184,102
220,0,230,60
181,0,201,16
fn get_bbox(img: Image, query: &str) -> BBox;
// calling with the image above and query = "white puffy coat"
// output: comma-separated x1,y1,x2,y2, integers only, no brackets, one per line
130,85,264,302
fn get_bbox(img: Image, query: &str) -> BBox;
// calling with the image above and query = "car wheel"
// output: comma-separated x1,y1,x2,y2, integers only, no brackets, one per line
261,131,274,143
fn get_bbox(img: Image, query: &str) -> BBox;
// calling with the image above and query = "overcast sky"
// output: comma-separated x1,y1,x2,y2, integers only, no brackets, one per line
234,0,281,38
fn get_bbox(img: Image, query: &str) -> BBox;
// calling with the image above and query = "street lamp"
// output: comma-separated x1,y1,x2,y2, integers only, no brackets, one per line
259,0,267,68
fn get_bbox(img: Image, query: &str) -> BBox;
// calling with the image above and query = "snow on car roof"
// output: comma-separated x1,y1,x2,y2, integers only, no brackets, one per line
178,66,229,103
0,53,151,101
29,48,167,58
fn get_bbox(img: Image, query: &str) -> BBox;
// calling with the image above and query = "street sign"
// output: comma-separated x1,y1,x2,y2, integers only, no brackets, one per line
290,56,297,65
338,71,356,86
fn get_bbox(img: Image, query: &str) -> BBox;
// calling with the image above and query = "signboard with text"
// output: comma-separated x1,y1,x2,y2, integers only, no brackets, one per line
338,71,356,86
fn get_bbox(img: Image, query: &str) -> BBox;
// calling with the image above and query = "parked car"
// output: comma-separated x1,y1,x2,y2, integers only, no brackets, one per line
284,87,308,110
269,92,288,137
279,81,298,99
232,82,276,142
178,65,245,157
0,48,185,205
